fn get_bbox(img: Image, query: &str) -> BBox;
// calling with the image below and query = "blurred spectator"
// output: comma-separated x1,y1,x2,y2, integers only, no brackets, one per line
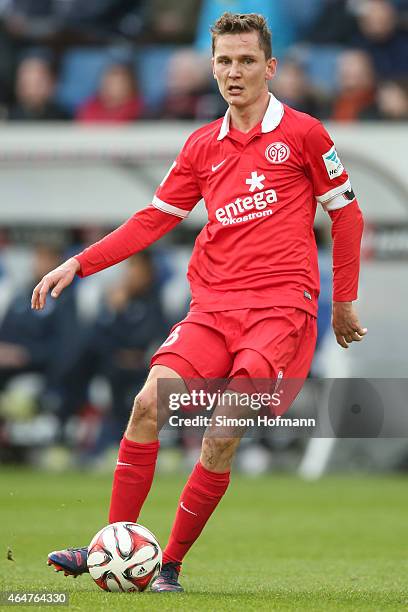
0,22,17,110
329,49,377,121
59,0,146,42
0,0,59,42
146,0,202,44
158,48,226,120
271,60,325,117
305,0,359,45
86,252,168,451
374,79,408,119
353,0,408,79
284,0,326,40
0,244,78,395
8,52,69,120
0,0,146,44
75,61,143,123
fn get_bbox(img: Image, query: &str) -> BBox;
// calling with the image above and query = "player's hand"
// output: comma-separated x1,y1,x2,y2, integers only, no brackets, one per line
332,301,367,349
31,257,80,310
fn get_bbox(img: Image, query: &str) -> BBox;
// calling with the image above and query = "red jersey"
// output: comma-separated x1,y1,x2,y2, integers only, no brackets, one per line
152,93,355,316
76,94,363,313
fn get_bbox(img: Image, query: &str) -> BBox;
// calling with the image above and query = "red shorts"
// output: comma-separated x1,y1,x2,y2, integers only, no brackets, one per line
151,307,317,414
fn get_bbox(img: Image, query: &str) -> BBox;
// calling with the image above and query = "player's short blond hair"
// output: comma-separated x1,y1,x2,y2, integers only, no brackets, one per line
211,12,272,59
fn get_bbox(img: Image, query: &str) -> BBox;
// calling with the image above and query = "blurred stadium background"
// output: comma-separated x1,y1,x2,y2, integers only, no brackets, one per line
0,0,407,478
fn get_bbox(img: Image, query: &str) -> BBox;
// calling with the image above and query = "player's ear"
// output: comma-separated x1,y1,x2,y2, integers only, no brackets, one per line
211,57,216,78
266,57,277,81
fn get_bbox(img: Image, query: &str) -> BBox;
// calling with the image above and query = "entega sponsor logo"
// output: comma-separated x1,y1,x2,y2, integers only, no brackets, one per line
215,188,277,226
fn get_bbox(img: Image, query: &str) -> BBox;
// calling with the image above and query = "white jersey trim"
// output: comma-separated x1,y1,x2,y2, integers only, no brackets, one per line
316,179,351,204
217,93,284,140
323,191,356,211
152,196,189,218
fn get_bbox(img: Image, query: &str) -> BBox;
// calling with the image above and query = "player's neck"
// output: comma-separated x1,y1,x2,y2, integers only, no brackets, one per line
229,90,270,134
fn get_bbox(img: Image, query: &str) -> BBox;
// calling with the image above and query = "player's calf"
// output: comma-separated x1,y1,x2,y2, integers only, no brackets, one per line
200,389,251,471
200,436,241,472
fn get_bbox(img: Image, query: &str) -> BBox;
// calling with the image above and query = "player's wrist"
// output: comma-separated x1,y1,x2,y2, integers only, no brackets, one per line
332,301,353,313
63,257,81,274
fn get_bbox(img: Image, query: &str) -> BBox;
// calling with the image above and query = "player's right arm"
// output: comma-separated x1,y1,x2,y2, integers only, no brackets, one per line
32,138,202,310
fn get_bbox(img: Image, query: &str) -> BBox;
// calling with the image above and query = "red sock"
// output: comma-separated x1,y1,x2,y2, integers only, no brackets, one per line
108,436,159,523
163,462,230,566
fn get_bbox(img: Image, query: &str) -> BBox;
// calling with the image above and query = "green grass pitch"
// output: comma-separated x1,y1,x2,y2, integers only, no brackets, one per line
1,468,408,611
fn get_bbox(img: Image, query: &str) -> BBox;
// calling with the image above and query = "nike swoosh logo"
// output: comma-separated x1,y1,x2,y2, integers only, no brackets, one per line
180,501,197,516
211,159,226,172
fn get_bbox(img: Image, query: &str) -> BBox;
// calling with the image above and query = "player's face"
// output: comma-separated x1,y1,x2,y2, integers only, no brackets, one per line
212,32,276,109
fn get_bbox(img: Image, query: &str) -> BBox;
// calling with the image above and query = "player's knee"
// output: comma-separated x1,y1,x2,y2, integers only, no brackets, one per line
200,437,238,471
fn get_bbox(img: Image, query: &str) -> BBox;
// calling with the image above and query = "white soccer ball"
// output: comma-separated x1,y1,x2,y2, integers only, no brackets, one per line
87,522,162,592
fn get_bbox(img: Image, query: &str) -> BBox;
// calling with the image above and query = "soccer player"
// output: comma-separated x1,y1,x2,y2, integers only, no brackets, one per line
32,13,366,593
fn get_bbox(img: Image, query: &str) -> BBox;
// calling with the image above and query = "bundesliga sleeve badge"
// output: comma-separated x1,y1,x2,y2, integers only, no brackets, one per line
322,145,344,180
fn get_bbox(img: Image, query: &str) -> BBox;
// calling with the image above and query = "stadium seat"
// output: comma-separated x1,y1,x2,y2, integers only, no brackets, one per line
294,45,344,93
56,48,114,114
135,46,175,112
57,46,175,115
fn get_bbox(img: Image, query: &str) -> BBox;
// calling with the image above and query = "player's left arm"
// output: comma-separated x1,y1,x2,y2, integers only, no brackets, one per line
304,122,367,349
328,201,367,349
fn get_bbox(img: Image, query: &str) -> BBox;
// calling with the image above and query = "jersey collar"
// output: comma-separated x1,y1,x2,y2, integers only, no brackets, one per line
217,92,284,141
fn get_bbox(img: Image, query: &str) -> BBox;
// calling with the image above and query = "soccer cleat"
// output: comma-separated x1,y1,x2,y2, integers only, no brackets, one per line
47,547,89,577
150,562,184,593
